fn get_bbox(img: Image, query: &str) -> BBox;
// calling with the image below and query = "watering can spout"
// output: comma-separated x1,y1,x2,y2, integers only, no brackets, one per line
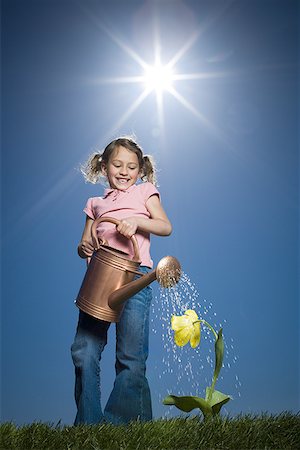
108,256,181,310
76,216,181,322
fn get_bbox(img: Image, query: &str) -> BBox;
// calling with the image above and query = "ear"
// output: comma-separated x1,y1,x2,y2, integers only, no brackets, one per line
100,162,107,176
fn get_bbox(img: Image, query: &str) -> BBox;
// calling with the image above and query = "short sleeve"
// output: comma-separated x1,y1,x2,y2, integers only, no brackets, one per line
140,182,160,202
83,197,95,219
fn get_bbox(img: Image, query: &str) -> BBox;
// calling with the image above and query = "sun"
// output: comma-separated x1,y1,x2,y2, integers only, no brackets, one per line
143,63,174,93
89,17,229,142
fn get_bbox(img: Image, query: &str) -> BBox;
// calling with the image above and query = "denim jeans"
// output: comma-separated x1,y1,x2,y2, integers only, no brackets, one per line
71,266,152,425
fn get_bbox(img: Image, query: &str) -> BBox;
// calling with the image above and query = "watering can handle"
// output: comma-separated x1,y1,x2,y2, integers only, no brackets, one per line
91,216,141,262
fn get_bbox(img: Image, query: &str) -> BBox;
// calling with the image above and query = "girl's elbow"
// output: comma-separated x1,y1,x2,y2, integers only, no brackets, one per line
164,222,172,236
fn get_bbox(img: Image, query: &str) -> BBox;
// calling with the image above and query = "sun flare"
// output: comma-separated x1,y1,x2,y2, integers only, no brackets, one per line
89,14,230,143
143,63,174,93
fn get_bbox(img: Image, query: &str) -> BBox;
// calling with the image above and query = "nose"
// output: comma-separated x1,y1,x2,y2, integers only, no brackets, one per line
119,165,128,175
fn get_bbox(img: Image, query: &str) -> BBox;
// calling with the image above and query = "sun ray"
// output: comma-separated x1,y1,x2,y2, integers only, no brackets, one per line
86,75,146,85
153,2,161,65
167,86,209,125
77,2,148,71
156,89,165,134
167,86,231,147
100,87,153,143
150,7,167,140
167,29,202,69
166,0,236,69
172,71,237,81
86,68,241,88
99,23,148,70
78,1,238,148
10,2,246,239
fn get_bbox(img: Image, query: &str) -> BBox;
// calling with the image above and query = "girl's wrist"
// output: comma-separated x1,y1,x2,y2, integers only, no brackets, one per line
77,245,86,259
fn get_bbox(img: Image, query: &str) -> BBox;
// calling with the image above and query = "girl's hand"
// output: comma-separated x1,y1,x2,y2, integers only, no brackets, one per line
78,239,95,258
116,217,139,239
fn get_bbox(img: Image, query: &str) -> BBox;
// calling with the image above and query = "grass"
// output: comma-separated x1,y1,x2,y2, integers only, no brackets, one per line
1,413,299,449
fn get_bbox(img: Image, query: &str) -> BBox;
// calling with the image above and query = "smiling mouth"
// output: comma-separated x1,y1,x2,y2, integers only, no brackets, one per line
116,178,130,184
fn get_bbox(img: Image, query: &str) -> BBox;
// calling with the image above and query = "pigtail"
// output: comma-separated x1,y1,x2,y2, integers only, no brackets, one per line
80,137,158,186
141,154,157,186
80,152,104,184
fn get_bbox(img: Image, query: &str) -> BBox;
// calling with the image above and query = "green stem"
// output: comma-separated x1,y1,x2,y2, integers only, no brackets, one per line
193,319,219,403
198,320,218,340
210,375,217,393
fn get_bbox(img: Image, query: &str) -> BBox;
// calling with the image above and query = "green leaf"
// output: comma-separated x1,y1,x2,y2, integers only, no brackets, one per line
212,328,224,387
163,395,213,417
205,388,232,415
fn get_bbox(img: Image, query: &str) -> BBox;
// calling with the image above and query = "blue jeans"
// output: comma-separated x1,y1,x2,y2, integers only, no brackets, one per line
71,266,152,425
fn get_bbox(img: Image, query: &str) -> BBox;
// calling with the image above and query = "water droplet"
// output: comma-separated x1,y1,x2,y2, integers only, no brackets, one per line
151,270,240,407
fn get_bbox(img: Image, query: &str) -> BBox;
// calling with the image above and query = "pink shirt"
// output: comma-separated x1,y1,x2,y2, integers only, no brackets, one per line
83,182,160,268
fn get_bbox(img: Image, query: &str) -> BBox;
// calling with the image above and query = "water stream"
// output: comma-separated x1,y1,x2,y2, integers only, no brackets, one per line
150,271,241,417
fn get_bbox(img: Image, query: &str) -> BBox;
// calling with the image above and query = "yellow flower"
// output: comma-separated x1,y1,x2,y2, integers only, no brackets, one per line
171,310,201,348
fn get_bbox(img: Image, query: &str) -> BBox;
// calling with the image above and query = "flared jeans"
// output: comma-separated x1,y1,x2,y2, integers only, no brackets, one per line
71,267,152,425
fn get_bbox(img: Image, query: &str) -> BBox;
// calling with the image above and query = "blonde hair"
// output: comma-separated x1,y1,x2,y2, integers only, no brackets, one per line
81,137,157,186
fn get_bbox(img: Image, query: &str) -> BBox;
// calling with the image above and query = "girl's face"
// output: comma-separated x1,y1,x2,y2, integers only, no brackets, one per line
103,146,141,190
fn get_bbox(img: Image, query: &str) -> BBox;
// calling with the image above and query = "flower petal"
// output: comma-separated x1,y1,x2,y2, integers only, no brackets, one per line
190,322,201,348
184,310,199,322
171,314,191,331
174,327,193,347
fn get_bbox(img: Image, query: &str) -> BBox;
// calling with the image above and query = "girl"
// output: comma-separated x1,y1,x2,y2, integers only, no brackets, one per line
71,137,172,425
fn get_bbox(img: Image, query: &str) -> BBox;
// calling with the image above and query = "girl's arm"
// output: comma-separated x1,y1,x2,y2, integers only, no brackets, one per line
116,194,172,238
78,216,95,258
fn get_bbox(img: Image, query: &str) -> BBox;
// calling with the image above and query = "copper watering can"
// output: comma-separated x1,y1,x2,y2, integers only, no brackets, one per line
75,217,181,322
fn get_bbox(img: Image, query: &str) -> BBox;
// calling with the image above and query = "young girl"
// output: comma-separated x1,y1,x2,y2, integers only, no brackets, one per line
71,137,172,425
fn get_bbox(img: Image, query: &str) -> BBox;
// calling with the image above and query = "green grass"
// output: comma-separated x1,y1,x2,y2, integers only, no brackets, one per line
1,413,299,449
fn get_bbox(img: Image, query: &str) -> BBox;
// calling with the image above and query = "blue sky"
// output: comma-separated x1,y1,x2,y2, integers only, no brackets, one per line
1,0,299,425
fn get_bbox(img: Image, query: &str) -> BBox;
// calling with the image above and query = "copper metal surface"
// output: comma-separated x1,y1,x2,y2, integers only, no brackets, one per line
108,256,182,310
75,244,141,322
91,216,140,261
75,217,181,323
156,256,182,288
108,270,157,310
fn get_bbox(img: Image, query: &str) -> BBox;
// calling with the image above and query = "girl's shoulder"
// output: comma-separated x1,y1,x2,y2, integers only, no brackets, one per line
85,195,104,205
83,194,110,220
84,195,105,212
135,181,160,199
136,181,158,192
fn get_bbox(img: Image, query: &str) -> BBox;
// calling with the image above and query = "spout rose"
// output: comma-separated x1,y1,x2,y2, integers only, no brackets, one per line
156,256,181,288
